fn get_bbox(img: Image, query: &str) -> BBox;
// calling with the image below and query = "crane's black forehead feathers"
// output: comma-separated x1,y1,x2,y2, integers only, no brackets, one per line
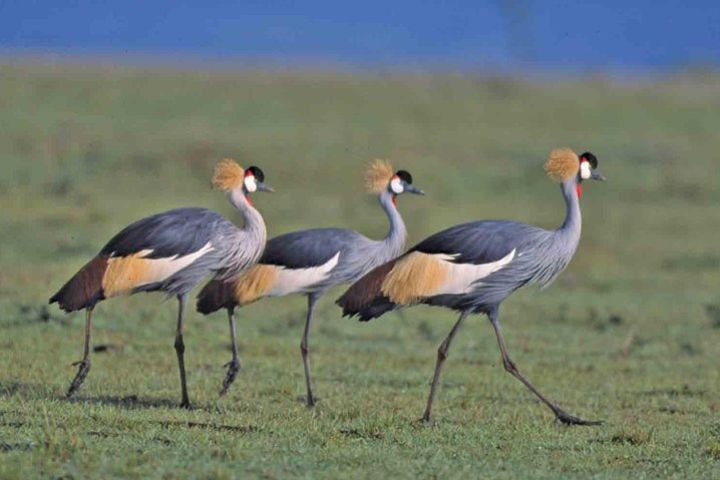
247,165,265,182
580,152,598,169
396,170,413,184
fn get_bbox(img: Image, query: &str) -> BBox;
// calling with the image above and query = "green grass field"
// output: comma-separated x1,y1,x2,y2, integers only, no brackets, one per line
0,63,719,479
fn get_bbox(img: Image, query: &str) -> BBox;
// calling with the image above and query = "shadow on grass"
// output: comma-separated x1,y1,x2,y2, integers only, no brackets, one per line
0,303,70,329
0,380,184,411
639,384,706,397
0,442,34,452
65,394,265,432
0,378,261,418
149,420,262,434
67,394,181,410
0,380,47,398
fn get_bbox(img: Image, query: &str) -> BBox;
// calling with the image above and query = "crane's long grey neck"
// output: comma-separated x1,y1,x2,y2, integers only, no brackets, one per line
378,190,407,256
557,178,582,240
229,190,266,243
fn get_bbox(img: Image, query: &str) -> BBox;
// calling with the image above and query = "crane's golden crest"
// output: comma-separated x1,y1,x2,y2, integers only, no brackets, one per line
212,158,245,191
544,148,580,182
364,159,395,193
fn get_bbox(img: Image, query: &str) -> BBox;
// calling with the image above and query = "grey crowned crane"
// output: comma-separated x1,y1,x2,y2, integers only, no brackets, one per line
49,159,273,408
338,148,605,425
196,160,424,406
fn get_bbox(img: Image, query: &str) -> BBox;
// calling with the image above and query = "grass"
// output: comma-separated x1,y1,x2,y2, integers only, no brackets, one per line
1,63,719,478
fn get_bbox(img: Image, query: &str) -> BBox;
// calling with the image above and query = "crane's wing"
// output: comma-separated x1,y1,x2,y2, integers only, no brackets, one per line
260,228,363,268
338,221,550,320
409,220,535,264
98,208,233,298
198,228,366,313
101,207,229,259
52,208,235,311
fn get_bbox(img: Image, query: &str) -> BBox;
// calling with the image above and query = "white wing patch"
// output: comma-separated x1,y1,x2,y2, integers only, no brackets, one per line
141,242,215,284
267,252,340,296
433,248,516,295
103,242,214,297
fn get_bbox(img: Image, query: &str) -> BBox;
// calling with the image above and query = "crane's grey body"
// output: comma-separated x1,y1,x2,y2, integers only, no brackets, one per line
102,205,266,298
197,185,420,404
262,190,407,294
421,180,580,314
338,155,604,425
49,170,270,408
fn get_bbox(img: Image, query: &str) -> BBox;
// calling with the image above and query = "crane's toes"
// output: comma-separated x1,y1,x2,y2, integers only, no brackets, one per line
555,410,603,426
297,394,319,407
418,414,434,427
66,359,91,398
179,400,194,410
219,360,241,397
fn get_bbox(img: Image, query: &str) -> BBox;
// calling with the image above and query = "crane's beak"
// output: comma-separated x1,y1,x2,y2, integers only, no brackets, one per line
404,184,425,195
590,170,606,181
257,182,275,192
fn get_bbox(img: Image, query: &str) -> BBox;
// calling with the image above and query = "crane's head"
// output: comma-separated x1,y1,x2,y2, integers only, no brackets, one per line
364,159,424,203
242,166,273,194
544,148,605,197
212,159,273,203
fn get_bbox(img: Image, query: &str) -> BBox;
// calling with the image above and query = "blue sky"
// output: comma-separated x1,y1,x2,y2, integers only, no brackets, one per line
1,1,718,71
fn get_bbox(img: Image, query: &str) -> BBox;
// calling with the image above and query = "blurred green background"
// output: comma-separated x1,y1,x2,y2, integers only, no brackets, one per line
0,64,719,478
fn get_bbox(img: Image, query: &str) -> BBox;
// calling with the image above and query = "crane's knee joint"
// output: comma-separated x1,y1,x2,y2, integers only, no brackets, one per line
437,345,449,361
174,337,185,354
300,343,309,356
502,358,517,373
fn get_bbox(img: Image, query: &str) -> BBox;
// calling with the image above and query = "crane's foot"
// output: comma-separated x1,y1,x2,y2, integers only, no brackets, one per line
554,409,603,426
219,359,241,397
66,359,91,398
179,399,193,410
419,414,434,427
297,394,318,407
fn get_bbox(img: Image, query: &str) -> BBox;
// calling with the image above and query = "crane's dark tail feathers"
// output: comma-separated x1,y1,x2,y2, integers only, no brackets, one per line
49,256,107,312
336,260,399,321
196,279,236,314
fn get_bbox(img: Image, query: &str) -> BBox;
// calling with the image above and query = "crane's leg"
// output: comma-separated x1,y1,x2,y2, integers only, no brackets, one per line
488,310,601,426
421,310,470,424
220,307,241,396
67,306,94,397
300,293,320,407
174,294,191,409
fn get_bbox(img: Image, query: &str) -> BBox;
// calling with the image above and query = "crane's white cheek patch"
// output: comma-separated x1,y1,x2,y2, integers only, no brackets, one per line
580,161,591,180
433,249,516,295
244,175,257,192
103,243,214,297
390,178,404,194
267,252,340,296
